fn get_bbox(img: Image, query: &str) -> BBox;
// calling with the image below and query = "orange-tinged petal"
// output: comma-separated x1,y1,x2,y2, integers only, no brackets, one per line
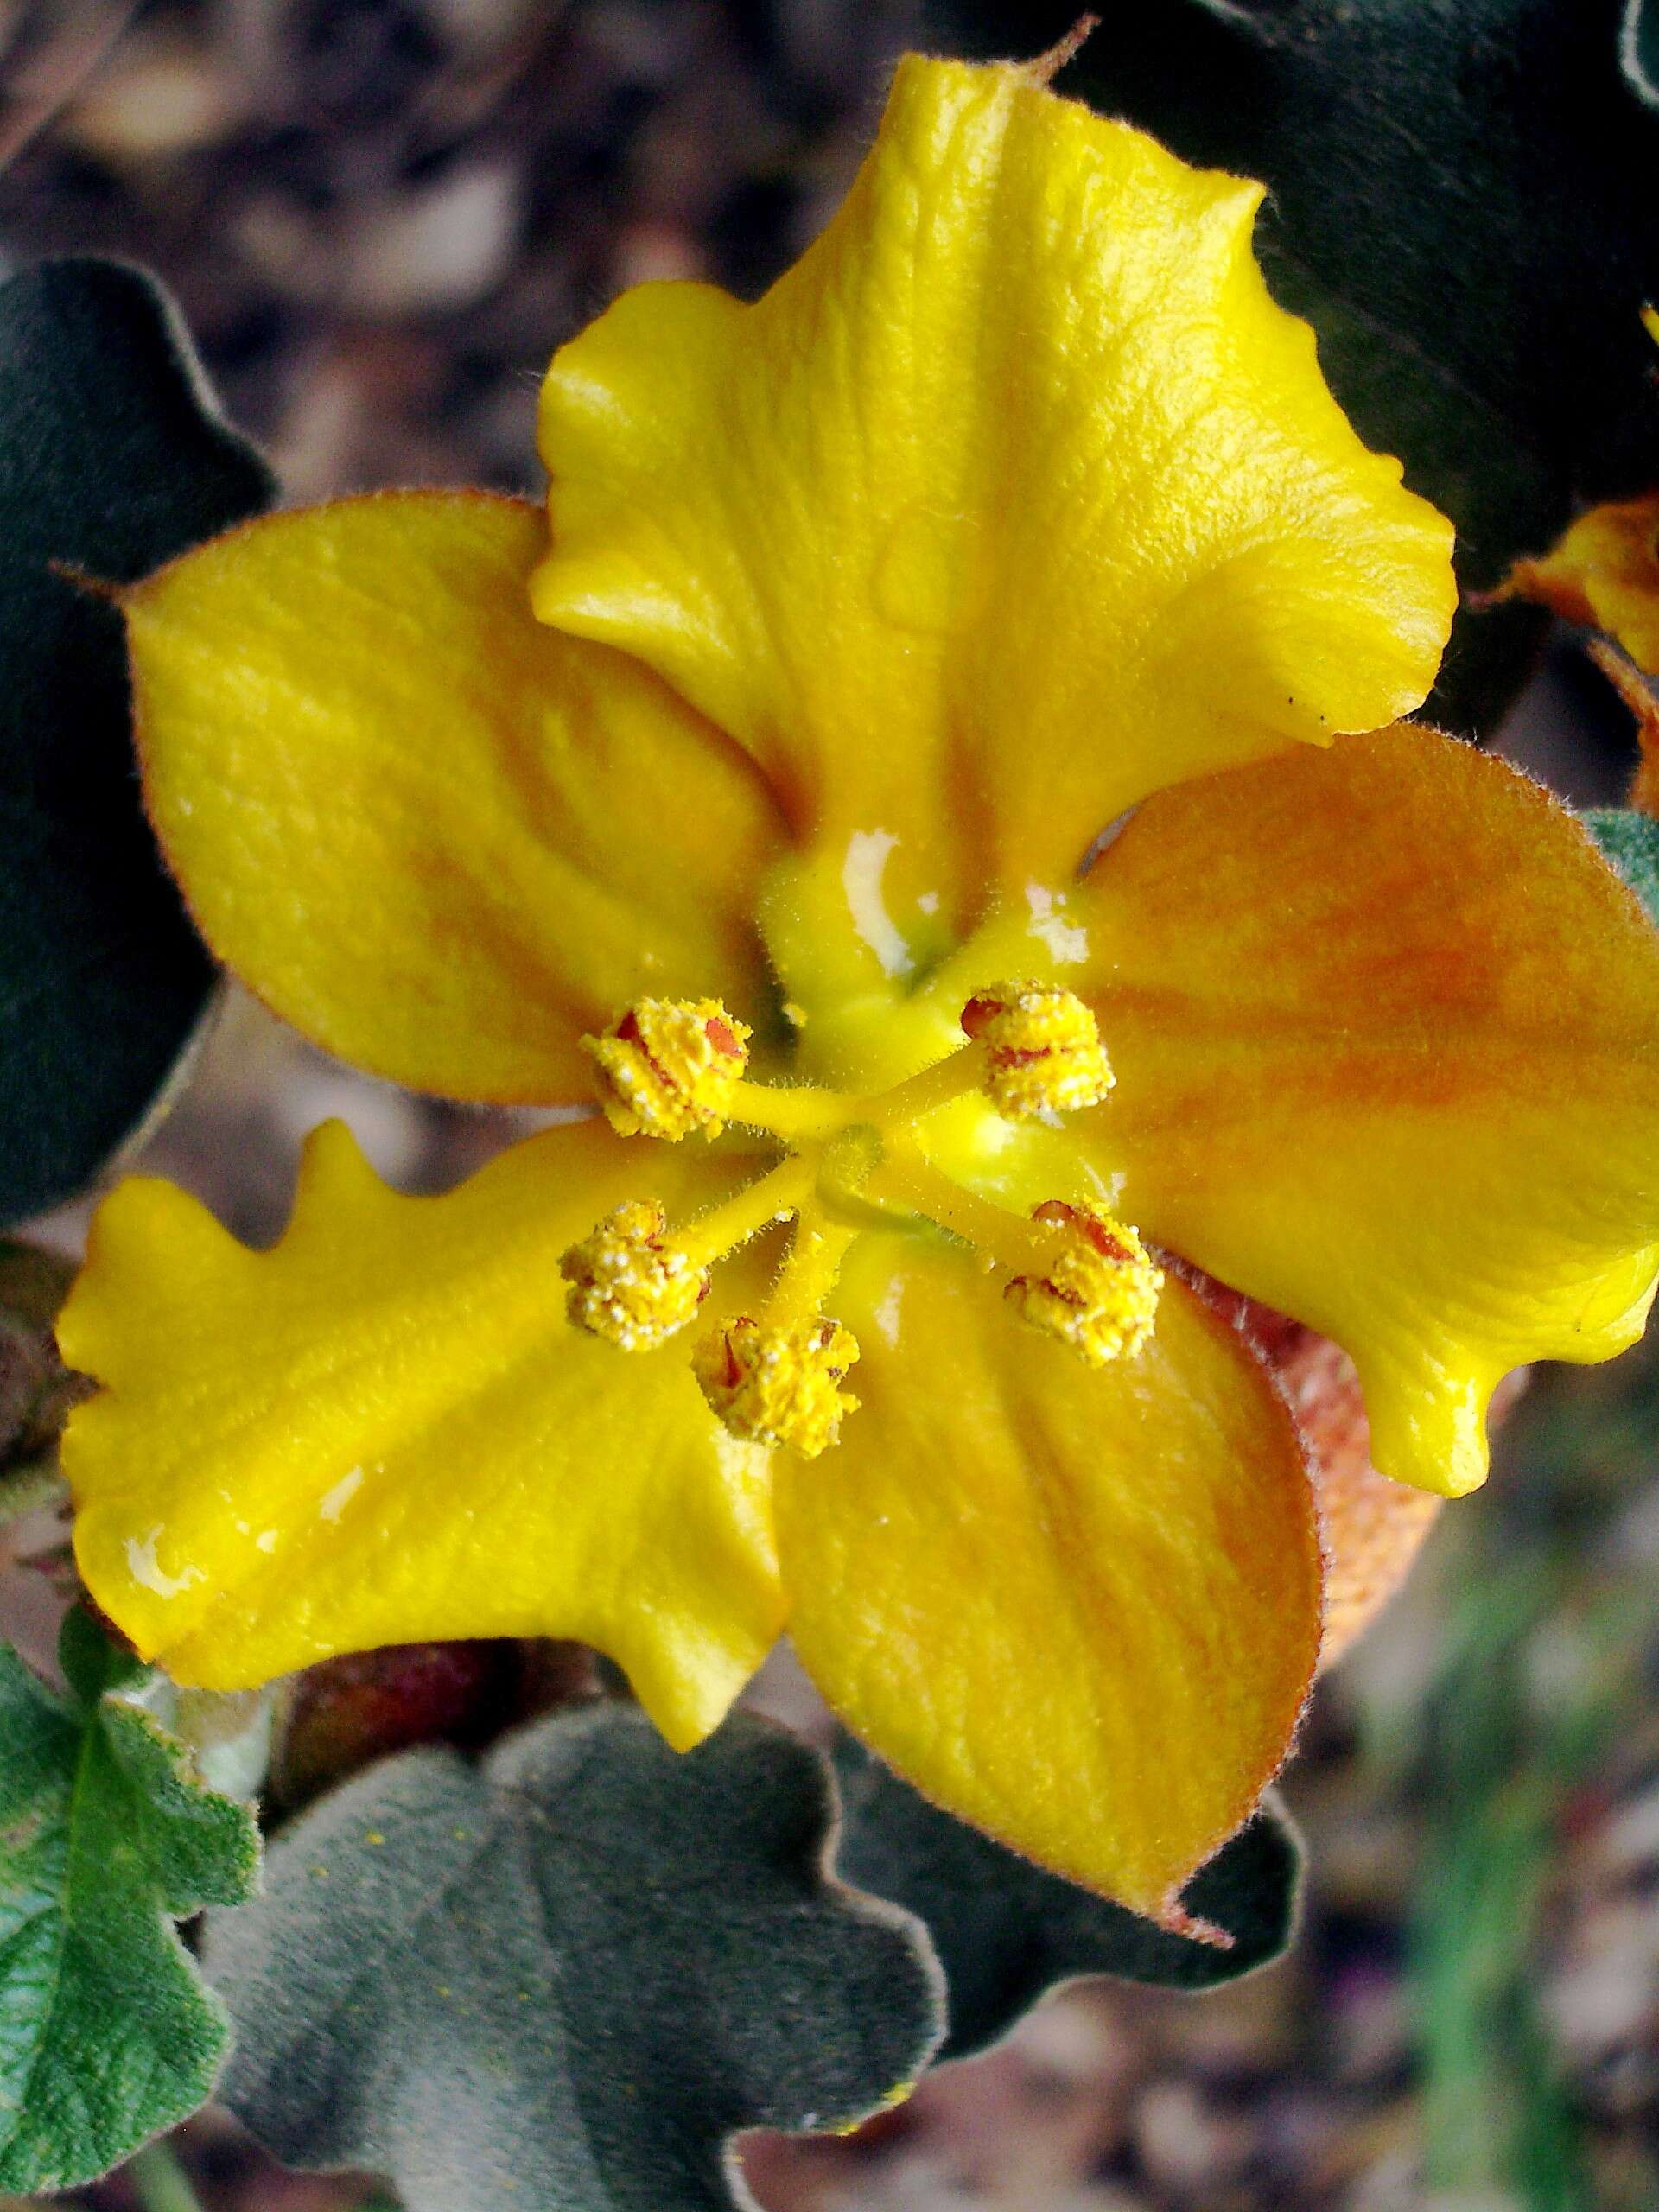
1494,494,1659,672
533,53,1453,977
124,491,786,1105
60,1120,783,1745
773,1232,1321,1916
1066,725,1659,1498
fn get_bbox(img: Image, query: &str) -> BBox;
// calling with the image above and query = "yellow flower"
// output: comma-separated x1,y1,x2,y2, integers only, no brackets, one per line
56,53,1659,1921
1491,492,1659,676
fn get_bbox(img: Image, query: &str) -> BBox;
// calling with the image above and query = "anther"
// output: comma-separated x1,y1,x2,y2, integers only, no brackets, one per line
961,982,1113,1122
692,1315,861,1457
1004,1200,1161,1367
582,998,751,1140
560,1199,709,1349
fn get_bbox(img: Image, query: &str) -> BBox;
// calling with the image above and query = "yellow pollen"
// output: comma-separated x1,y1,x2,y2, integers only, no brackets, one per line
582,998,751,1140
560,1199,709,1349
692,1314,861,1458
961,982,1114,1122
1004,1199,1161,1367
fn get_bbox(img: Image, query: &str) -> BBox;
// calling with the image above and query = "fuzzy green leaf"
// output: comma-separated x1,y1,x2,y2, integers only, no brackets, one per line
0,258,273,1226
0,1612,261,2191
204,1703,944,2212
835,1740,1300,2061
934,0,1659,733
1584,808,1659,925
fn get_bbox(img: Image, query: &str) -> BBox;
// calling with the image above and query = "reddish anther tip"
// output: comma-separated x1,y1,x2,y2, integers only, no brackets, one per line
1031,1199,1129,1263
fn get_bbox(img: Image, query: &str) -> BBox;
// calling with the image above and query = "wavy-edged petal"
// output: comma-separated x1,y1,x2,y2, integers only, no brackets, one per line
772,1230,1321,1916
533,53,1453,982
60,1120,783,1745
1065,725,1659,1497
1494,494,1659,672
124,491,786,1104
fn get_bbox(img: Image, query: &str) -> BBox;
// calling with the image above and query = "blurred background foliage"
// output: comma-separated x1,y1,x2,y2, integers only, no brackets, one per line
2,2,1658,2207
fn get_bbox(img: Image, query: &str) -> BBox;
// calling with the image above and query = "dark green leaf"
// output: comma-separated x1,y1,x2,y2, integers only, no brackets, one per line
932,0,1659,732
0,258,273,1226
834,1739,1300,2061
1583,807,1659,923
0,1611,260,2191
205,1703,944,2212
1624,0,1659,105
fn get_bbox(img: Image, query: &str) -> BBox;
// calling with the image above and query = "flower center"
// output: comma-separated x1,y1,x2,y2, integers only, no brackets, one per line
562,984,1160,1452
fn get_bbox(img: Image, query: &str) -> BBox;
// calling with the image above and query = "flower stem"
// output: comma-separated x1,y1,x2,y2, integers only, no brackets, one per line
127,2142,206,2212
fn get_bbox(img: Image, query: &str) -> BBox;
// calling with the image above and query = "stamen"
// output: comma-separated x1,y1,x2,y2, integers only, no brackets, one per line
724,1048,984,1147
721,1077,849,1144
862,1045,985,1131
694,1205,862,1454
862,1156,1160,1368
560,1160,816,1352
582,998,751,1140
560,1199,710,1349
1005,1200,1162,1367
675,1156,816,1268
962,982,1114,1122
693,1314,861,1457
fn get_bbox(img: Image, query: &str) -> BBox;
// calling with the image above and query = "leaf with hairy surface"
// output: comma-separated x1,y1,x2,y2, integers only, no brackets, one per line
0,258,272,1224
205,1702,944,2212
0,1611,260,2191
834,1738,1301,2060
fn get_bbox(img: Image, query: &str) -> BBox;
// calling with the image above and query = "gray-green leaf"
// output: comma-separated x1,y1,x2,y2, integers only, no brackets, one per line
1584,808,1659,925
835,1740,1301,2061
0,1611,261,2191
0,257,273,1226
205,1703,944,2212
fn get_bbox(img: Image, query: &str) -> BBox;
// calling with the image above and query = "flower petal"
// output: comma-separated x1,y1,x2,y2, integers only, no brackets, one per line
1493,494,1659,671
532,53,1453,969
772,1231,1321,1916
60,1121,783,1746
124,492,786,1104
1067,725,1659,1498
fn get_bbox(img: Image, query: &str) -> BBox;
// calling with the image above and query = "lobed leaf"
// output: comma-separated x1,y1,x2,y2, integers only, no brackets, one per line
0,258,273,1225
834,1739,1301,2061
204,1702,944,2212
0,1611,260,2191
